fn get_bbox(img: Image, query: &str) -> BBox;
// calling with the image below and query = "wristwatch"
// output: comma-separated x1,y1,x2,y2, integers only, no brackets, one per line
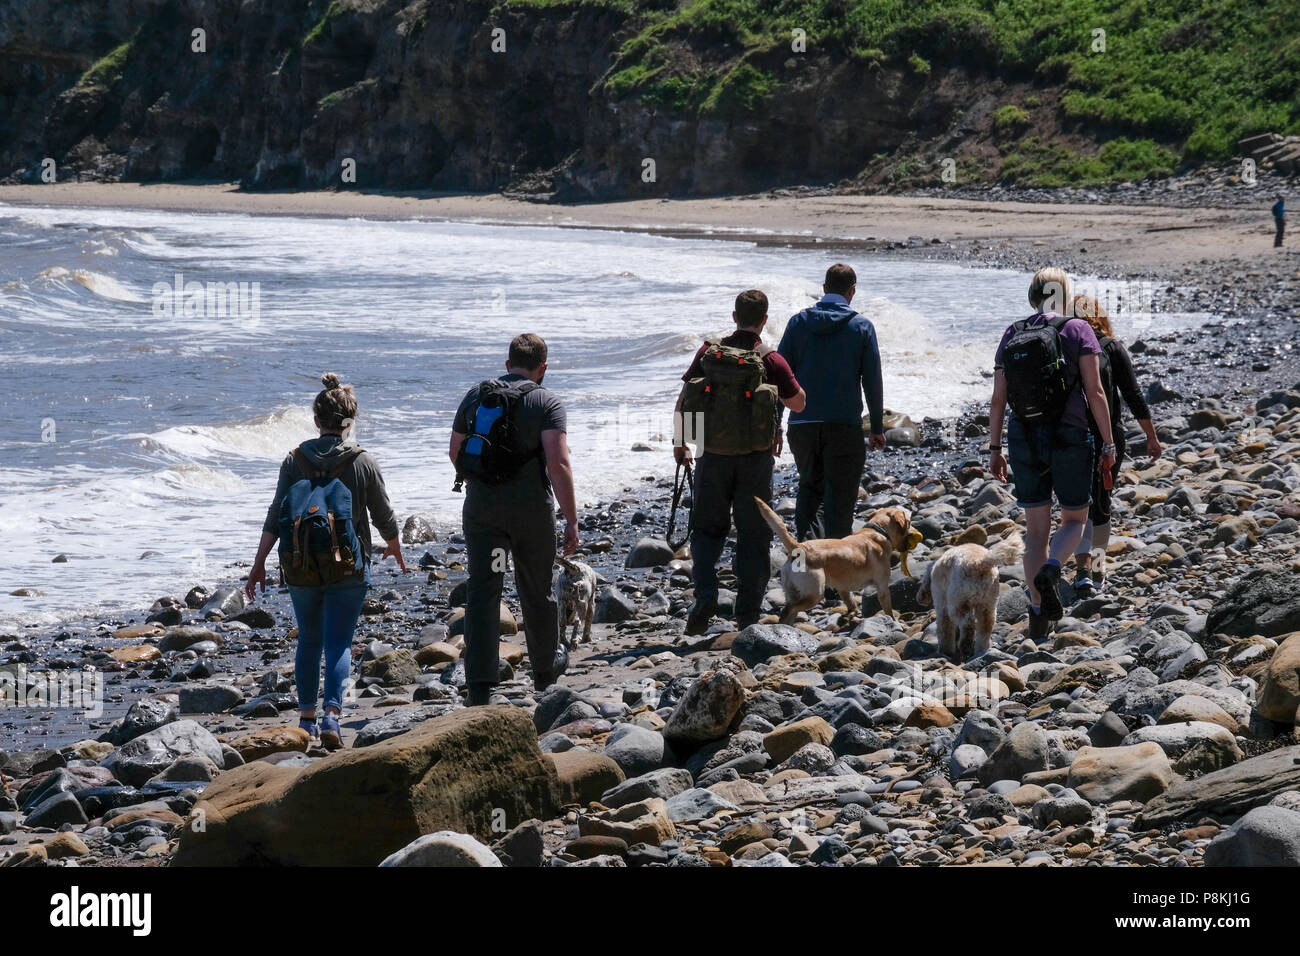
989,444,1002,452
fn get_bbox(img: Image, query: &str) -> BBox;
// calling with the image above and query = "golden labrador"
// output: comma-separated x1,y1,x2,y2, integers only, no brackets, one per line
754,497,922,624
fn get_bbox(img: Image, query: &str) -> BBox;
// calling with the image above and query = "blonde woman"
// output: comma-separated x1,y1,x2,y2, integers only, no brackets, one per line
246,373,406,749
1069,296,1163,592
988,269,1116,641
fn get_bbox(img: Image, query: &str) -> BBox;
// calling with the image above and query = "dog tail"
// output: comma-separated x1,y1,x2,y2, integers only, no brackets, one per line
916,560,934,608
982,533,1025,570
753,496,800,554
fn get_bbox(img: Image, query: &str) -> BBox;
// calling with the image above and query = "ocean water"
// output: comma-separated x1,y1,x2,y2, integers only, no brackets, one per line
0,203,1207,624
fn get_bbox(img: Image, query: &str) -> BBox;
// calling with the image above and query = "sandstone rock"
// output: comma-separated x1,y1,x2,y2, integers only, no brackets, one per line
109,645,161,664
362,648,421,685
174,707,558,866
578,797,675,846
1158,695,1238,731
1066,743,1174,803
763,716,833,764
224,726,311,762
415,642,460,666
547,750,624,807
1122,721,1241,760
1258,632,1300,723
904,702,955,729
1138,745,1300,827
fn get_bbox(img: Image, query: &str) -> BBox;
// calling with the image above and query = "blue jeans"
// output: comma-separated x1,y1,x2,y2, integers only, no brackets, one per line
288,576,368,713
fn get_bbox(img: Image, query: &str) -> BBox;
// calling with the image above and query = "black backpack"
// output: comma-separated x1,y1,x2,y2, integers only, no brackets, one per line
453,379,541,490
1002,315,1077,426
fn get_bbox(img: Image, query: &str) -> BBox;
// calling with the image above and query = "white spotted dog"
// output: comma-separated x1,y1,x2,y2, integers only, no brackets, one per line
918,533,1025,661
554,557,598,646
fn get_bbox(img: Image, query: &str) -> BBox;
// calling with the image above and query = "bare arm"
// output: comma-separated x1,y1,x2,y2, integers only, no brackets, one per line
542,428,579,555
989,369,1009,481
782,387,807,413
1079,354,1115,448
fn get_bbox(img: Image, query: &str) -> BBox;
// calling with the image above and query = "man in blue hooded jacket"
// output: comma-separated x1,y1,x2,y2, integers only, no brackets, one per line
778,263,886,541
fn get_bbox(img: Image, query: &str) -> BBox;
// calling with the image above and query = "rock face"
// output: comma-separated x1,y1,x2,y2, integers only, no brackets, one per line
1204,806,1300,867
1258,632,1300,723
1138,746,1300,828
1206,569,1300,638
173,707,558,866
0,0,996,201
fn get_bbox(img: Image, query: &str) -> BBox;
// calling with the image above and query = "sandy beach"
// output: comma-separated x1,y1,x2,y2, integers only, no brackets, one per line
0,181,1287,276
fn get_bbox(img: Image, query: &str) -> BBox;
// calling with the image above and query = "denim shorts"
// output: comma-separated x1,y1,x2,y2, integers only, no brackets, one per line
1006,418,1095,510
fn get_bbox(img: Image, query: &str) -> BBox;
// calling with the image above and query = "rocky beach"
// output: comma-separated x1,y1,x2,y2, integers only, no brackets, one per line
4,190,1300,868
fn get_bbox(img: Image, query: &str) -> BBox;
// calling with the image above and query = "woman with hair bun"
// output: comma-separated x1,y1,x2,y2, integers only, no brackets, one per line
245,372,406,750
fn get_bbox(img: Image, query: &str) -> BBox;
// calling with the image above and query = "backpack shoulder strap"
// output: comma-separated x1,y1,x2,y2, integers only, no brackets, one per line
324,449,363,482
290,448,320,480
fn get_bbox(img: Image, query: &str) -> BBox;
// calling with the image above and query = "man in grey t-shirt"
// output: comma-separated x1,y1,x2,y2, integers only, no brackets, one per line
450,333,579,705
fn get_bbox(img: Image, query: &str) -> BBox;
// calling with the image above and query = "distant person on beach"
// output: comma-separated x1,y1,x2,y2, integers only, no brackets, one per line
988,269,1116,640
246,373,407,750
1274,195,1287,248
778,263,886,542
674,290,806,635
450,333,577,705
1069,295,1163,594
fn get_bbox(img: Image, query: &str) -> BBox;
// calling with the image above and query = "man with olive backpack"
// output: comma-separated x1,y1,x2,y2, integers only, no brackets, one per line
675,290,806,635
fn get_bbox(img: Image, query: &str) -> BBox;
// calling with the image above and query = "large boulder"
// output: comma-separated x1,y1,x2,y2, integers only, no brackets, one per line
1066,743,1174,803
662,669,745,746
1138,745,1300,828
1258,633,1300,723
100,719,225,787
1121,722,1241,761
173,707,559,866
1206,569,1300,638
1205,806,1300,867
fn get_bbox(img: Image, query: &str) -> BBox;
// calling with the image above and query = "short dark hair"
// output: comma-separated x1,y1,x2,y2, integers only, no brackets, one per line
508,333,547,370
734,289,768,327
824,263,856,295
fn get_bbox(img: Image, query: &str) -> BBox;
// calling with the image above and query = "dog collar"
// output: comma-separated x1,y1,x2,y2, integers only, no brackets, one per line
860,521,893,548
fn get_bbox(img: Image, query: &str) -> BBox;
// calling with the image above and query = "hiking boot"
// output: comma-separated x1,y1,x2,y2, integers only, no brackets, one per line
534,643,570,694
1091,555,1107,589
1073,570,1095,596
1028,607,1050,641
1033,564,1065,621
320,714,343,751
467,682,493,706
685,600,717,636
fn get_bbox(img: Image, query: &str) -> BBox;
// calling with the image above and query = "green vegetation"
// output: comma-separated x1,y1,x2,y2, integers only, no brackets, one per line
303,2,343,47
999,135,1176,185
553,0,1300,179
993,104,1031,133
78,41,132,90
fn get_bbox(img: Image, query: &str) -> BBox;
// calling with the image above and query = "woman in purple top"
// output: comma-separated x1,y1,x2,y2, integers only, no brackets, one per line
988,268,1117,641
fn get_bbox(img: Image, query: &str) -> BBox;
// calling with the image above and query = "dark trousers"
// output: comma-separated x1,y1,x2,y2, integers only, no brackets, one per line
788,422,866,541
1276,218,1286,248
463,489,560,687
690,449,774,620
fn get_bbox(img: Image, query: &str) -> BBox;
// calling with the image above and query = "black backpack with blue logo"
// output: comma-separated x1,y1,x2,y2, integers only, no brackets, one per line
277,448,365,586
453,379,540,490
1003,314,1076,426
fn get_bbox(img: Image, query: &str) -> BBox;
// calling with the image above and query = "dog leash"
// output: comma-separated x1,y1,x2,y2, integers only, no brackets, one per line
666,459,694,552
